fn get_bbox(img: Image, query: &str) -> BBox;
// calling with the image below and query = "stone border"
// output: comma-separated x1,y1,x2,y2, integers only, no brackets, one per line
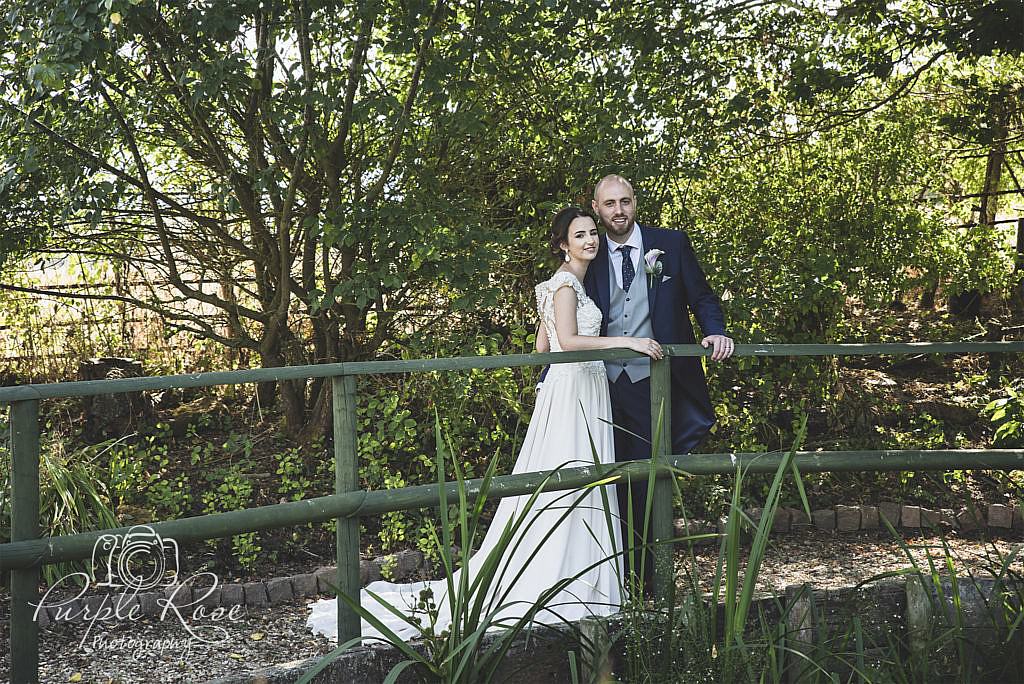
675,502,1023,541
33,548,433,629
207,620,586,684
33,503,1022,627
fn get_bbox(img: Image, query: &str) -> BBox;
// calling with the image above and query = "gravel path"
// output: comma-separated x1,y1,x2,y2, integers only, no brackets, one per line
683,528,1023,596
1,528,1021,683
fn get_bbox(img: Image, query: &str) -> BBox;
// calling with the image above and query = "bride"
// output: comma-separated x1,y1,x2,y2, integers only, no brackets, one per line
307,206,663,642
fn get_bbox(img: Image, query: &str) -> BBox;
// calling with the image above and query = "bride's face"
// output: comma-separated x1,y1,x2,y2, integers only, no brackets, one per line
561,216,600,262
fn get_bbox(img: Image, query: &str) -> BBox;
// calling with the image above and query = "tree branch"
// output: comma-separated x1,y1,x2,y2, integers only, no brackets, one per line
98,81,268,324
1,100,254,259
363,0,447,206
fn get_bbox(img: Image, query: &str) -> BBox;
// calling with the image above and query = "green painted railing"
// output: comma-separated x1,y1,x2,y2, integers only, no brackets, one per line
2,342,1024,683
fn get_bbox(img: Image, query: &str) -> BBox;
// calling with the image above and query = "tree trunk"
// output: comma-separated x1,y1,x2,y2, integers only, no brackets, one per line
255,379,278,414
297,381,333,457
296,313,347,448
978,90,1009,228
256,333,306,431
1017,217,1024,272
953,88,1011,319
1014,217,1024,310
919,275,938,309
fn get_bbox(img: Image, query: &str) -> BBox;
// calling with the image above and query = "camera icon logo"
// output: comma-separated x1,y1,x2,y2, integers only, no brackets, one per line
91,525,180,591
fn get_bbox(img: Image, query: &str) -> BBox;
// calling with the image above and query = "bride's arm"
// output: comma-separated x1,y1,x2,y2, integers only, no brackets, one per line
535,322,550,353
552,286,663,359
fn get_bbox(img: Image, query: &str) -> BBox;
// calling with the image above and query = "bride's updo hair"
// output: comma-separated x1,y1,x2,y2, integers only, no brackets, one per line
549,206,593,261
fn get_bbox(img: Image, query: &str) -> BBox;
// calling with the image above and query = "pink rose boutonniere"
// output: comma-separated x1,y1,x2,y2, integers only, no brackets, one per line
644,249,665,287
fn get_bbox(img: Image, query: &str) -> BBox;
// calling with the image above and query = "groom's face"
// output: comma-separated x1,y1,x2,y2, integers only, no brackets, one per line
592,180,636,242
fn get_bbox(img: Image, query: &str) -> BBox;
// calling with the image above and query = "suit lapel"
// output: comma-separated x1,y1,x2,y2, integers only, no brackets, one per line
640,225,660,321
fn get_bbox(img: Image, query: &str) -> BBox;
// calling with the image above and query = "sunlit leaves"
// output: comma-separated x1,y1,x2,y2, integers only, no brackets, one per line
0,0,1017,434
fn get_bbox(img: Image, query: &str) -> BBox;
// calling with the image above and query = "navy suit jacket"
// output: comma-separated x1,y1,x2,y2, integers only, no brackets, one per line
583,224,725,432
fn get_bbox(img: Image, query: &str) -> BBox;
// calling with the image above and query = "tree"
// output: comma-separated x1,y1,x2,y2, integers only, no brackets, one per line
5,0,1016,438
1,0,585,435
0,0,793,434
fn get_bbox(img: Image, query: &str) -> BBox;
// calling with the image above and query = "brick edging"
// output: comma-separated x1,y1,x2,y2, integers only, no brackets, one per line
33,548,433,628
34,502,1022,627
674,501,1024,541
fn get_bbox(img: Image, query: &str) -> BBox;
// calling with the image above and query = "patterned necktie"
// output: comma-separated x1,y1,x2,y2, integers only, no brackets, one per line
620,245,635,292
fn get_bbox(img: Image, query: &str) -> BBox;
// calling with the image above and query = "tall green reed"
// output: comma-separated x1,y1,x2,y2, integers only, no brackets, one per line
300,413,628,684
853,522,1024,683
299,407,1024,684
1,433,122,586
781,517,1023,683
617,414,810,683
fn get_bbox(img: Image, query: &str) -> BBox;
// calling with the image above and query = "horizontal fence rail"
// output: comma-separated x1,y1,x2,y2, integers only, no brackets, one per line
3,342,1024,683
2,342,1024,403
1,448,1023,572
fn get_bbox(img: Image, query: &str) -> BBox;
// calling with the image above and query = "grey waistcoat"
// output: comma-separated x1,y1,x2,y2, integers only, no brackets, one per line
606,252,654,383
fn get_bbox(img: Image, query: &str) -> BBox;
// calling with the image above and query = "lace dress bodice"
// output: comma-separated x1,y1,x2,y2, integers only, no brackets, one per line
535,271,605,378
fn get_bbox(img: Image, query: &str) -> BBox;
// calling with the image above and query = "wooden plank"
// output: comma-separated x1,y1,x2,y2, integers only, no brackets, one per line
3,448,1022,572
0,349,635,402
10,400,40,683
332,375,361,644
3,342,1023,403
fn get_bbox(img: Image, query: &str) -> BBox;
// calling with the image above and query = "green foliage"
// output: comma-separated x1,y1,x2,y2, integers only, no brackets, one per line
941,221,1016,297
1,0,1019,461
837,0,1023,61
983,380,1024,447
99,415,307,570
106,423,190,520
878,413,951,450
378,554,398,583
672,78,1018,496
0,0,1021,620
0,423,120,586
276,444,314,502
300,416,622,684
144,473,192,521
6,0,757,434
201,467,261,570
621,419,810,683
684,96,946,345
848,527,1024,683
355,332,533,553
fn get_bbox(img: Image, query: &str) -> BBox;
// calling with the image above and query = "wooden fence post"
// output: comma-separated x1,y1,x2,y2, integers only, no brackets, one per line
332,375,361,643
784,584,815,683
649,358,674,606
10,399,40,683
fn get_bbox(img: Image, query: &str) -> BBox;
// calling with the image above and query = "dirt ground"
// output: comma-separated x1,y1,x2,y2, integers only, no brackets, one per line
1,526,1021,684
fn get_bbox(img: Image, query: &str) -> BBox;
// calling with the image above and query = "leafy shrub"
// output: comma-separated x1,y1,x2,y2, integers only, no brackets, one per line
0,422,120,585
984,380,1024,448
201,466,261,569
354,331,535,554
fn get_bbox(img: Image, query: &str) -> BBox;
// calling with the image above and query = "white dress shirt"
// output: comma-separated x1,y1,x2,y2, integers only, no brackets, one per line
607,223,643,290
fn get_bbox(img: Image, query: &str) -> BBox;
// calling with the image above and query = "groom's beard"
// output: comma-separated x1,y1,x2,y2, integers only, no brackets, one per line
602,216,633,240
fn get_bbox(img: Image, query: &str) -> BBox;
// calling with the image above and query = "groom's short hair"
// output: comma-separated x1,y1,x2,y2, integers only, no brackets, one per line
594,174,634,198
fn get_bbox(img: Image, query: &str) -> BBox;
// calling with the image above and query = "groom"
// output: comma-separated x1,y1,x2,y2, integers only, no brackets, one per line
582,174,733,587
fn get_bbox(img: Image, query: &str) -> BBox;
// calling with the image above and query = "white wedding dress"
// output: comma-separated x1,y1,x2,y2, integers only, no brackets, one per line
307,271,623,642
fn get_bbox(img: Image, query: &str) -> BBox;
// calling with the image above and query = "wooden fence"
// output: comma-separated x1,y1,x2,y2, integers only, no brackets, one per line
3,342,1024,683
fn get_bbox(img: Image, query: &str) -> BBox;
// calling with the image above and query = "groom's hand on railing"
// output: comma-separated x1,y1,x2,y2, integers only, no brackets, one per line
701,334,734,362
